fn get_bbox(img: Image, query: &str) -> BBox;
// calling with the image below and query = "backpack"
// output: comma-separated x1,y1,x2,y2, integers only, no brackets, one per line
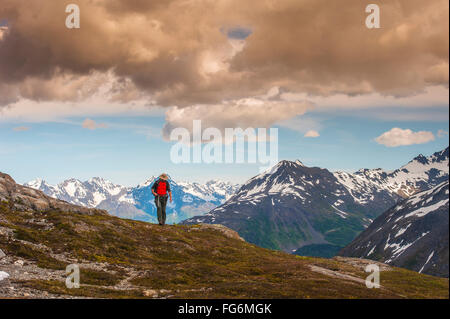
155,180,168,196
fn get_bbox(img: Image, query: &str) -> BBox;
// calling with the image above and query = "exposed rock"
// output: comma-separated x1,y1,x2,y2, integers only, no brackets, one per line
143,289,158,297
0,271,9,281
14,260,24,267
196,224,245,241
0,249,5,259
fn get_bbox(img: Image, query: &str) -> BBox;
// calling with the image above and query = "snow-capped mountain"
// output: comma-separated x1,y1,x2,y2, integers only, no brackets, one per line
24,177,240,224
334,147,449,200
182,147,449,257
339,181,449,278
183,160,383,255
25,177,128,208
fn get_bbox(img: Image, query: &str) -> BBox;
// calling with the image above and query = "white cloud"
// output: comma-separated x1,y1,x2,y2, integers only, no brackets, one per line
438,129,449,138
304,130,320,138
375,128,435,147
279,85,449,124
277,115,322,134
0,26,7,41
162,96,313,141
82,118,108,130
0,98,164,123
12,126,30,132
0,71,165,123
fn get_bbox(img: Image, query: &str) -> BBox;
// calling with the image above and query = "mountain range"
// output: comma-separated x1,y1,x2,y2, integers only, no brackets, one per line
339,180,449,277
182,147,449,258
23,147,449,260
25,177,240,224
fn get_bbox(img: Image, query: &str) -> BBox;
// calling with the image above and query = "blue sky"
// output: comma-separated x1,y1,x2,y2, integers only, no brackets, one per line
1,105,448,186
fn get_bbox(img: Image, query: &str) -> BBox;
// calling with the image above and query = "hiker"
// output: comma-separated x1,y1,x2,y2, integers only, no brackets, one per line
151,173,173,226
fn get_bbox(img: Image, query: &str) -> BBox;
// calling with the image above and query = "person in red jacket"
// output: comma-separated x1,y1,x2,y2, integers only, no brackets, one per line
151,173,173,226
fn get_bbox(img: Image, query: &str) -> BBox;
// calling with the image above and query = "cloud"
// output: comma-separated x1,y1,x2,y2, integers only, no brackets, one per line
277,115,322,134
0,0,447,110
283,86,449,112
13,126,30,132
438,129,449,138
161,94,313,141
375,128,435,147
82,118,108,130
0,93,164,123
304,130,320,138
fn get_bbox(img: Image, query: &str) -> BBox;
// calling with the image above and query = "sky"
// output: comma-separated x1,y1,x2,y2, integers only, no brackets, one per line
0,0,449,186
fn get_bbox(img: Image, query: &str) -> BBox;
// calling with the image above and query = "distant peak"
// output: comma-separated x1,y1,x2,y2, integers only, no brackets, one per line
25,178,46,187
88,177,106,183
277,159,305,167
276,160,295,169
262,160,306,176
433,146,449,160
412,154,429,165
138,176,156,187
295,160,306,167
65,178,82,183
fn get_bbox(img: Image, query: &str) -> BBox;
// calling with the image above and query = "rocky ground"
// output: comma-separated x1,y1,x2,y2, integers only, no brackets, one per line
0,251,69,298
0,246,394,299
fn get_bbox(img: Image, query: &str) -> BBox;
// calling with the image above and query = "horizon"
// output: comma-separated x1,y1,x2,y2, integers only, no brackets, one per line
13,144,449,188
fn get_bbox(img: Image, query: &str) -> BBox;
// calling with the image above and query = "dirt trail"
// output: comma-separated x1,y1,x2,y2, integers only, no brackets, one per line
309,265,371,286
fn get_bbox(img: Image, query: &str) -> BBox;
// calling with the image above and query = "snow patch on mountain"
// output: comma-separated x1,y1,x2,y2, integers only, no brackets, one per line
334,148,449,201
339,179,449,277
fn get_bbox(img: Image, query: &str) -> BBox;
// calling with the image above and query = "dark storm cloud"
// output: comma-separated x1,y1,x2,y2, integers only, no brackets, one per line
0,0,447,108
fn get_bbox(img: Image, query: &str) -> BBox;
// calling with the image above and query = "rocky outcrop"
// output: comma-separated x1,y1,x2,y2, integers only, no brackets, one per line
0,172,107,216
194,224,245,241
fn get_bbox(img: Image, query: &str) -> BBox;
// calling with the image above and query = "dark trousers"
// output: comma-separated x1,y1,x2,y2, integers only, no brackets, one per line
155,195,168,225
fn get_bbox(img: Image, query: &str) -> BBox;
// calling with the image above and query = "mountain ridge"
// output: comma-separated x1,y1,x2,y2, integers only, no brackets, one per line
182,147,449,257
339,180,449,278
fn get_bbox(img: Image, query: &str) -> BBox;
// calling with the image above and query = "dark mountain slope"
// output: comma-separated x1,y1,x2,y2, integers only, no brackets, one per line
339,181,449,278
182,148,448,257
183,161,393,254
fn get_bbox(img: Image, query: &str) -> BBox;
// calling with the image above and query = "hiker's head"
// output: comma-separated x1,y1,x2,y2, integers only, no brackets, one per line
159,173,169,181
